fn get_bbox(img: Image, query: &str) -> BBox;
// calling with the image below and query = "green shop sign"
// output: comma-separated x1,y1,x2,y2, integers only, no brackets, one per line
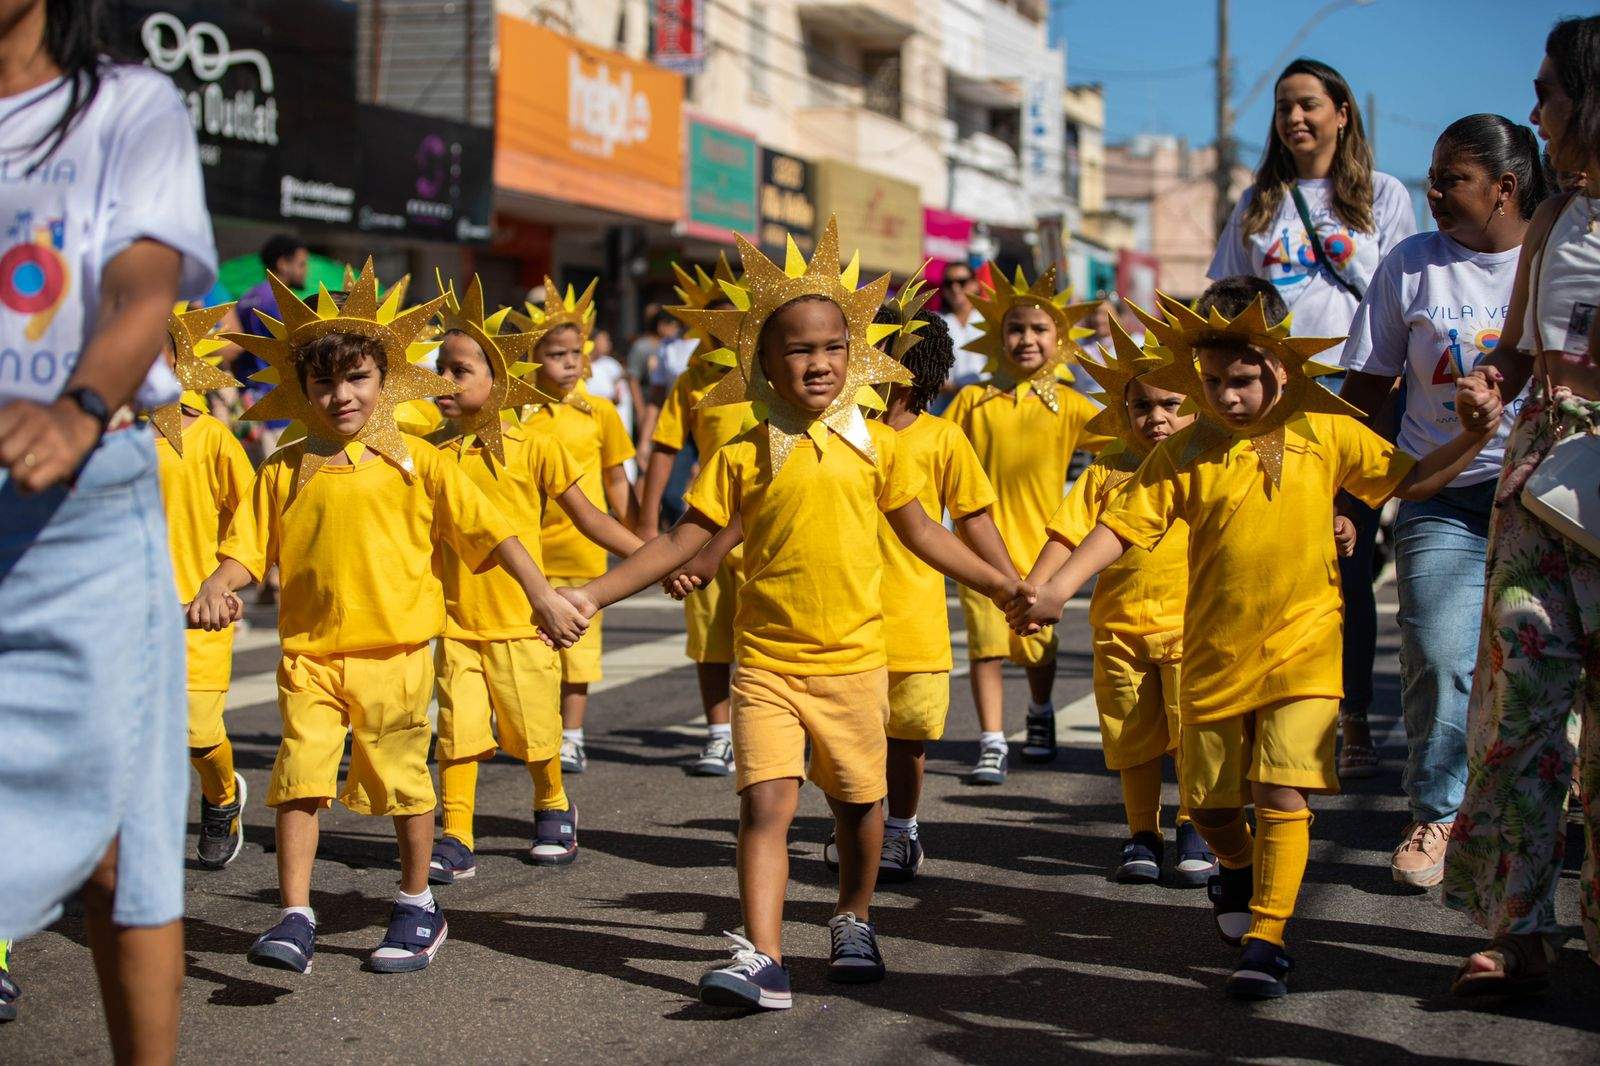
685,116,758,242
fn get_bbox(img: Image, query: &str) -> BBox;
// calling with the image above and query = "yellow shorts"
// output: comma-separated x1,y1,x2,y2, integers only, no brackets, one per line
959,584,1057,665
1093,628,1182,771
187,690,228,749
435,636,562,763
270,644,436,817
684,557,737,664
886,671,951,742
731,665,889,803
549,575,603,683
1180,697,1340,809
185,626,235,692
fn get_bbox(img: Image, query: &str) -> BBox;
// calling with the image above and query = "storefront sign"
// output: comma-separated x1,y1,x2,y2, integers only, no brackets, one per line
759,149,815,259
813,160,921,276
497,15,684,223
650,0,704,75
685,116,758,243
921,207,973,287
355,106,493,245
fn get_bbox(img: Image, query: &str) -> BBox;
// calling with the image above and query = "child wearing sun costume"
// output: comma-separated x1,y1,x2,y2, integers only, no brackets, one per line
943,267,1111,785
150,302,257,871
187,262,587,976
1009,290,1500,999
426,277,641,882
510,282,637,776
554,220,1029,1011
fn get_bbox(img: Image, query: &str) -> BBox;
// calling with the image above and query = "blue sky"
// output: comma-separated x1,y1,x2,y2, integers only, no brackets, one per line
1050,0,1571,191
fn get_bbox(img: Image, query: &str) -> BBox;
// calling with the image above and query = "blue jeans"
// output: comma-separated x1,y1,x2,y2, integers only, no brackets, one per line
1394,480,1495,824
0,427,186,939
1338,495,1381,712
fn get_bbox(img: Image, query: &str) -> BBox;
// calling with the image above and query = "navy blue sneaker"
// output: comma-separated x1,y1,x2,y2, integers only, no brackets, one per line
697,934,792,1011
879,830,924,883
1021,710,1057,762
1114,832,1163,884
247,913,316,974
1225,938,1293,999
967,745,1008,786
0,945,18,1023
1174,822,1218,887
827,912,885,983
1207,863,1254,946
530,803,578,866
367,901,447,973
429,837,477,885
196,772,246,870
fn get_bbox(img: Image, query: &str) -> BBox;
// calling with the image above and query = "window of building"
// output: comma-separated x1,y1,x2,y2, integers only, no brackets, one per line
862,49,902,121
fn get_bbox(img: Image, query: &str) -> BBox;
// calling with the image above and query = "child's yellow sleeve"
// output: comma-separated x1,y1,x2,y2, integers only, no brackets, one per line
876,430,924,513
938,429,998,519
215,428,255,518
217,462,277,581
1099,445,1182,552
651,376,691,451
532,432,584,501
1336,416,1418,508
682,442,741,528
598,402,636,468
424,447,516,573
1046,461,1105,548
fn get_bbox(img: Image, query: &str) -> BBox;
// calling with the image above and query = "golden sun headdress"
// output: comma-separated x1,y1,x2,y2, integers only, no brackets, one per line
434,273,550,465
1129,292,1361,486
1078,315,1174,466
965,265,1099,412
227,258,453,492
673,216,912,474
150,302,239,456
670,252,741,364
508,277,598,413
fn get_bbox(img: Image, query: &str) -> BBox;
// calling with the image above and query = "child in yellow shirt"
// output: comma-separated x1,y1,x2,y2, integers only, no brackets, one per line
513,280,637,775
943,267,1110,785
152,302,256,870
1025,317,1214,887
557,222,1028,1011
425,278,641,882
188,263,586,976
1009,284,1501,999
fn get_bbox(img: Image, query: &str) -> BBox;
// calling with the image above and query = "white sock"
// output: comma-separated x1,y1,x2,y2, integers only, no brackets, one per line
1028,700,1055,717
707,722,732,740
281,906,315,926
980,730,1008,752
886,815,918,837
396,887,436,913
562,728,584,744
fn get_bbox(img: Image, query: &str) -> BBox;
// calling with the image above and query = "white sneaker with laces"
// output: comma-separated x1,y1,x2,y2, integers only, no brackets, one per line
560,738,586,775
967,745,1008,786
691,736,735,777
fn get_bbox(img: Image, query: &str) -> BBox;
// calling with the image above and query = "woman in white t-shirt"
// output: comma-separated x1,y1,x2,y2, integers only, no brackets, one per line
0,1,215,1051
1340,114,1551,889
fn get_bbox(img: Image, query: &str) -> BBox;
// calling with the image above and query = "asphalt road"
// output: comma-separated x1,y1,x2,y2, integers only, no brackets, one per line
5,583,1597,1064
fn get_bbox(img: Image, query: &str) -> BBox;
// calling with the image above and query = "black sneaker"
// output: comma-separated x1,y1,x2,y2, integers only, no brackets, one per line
697,933,792,1011
247,913,316,974
196,771,247,870
1225,938,1293,999
530,803,578,866
367,901,447,974
827,912,885,983
879,830,924,883
0,945,18,1024
1114,831,1163,884
429,837,477,885
1207,863,1254,946
690,736,735,777
967,745,1008,786
1173,822,1218,887
1021,711,1057,762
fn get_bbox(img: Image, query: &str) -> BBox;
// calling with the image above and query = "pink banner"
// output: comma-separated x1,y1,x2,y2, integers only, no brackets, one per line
921,208,974,291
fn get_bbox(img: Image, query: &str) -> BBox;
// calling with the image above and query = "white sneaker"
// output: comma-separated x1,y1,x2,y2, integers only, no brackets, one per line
559,738,586,775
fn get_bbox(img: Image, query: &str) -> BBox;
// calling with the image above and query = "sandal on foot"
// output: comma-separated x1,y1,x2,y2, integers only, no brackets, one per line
1451,934,1555,998
1338,743,1380,780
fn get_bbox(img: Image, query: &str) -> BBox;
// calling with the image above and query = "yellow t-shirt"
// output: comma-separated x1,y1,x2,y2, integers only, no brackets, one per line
436,424,584,641
683,419,923,675
1099,412,1415,722
1048,448,1188,637
530,385,635,578
155,413,255,691
878,414,997,672
220,435,514,656
651,361,755,458
943,381,1110,574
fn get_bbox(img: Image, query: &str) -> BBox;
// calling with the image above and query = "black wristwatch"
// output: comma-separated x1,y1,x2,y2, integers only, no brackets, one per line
61,385,112,433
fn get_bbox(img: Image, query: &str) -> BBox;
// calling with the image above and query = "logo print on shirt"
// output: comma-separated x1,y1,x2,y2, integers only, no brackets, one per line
1264,224,1357,288
0,212,69,340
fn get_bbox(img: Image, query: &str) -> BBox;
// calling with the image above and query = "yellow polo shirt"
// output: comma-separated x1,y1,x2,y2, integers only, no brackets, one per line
529,385,635,578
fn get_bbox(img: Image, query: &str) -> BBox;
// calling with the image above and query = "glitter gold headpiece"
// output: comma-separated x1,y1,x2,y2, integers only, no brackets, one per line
150,302,239,456
670,253,741,363
508,277,599,412
434,273,551,464
877,266,938,364
1079,315,1174,459
226,258,453,492
965,265,1098,412
673,216,911,474
1129,292,1360,485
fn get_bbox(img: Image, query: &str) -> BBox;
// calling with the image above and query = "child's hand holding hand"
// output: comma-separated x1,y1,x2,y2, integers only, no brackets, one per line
1333,515,1357,558
536,587,593,649
1007,583,1065,634
990,578,1035,615
187,580,242,631
662,571,704,601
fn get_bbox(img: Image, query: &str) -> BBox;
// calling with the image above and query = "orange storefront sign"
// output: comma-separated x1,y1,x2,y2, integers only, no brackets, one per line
496,16,684,222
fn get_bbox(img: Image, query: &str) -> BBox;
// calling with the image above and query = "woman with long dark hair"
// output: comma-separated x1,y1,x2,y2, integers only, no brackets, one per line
1340,115,1552,889
0,0,216,1055
1447,14,1600,997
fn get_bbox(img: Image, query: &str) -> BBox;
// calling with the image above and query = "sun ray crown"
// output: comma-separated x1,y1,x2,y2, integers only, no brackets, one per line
149,301,242,454
432,273,554,464
963,264,1100,412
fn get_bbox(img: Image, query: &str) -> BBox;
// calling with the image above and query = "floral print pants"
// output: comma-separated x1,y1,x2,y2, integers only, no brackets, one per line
1442,386,1600,961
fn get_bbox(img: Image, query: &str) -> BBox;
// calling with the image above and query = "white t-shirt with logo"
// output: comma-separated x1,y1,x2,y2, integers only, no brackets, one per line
1341,230,1522,486
0,64,215,409
1209,173,1417,360
943,309,987,386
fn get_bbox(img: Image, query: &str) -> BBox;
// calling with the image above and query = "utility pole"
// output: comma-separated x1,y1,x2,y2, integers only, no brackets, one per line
1213,0,1235,239
1366,90,1377,160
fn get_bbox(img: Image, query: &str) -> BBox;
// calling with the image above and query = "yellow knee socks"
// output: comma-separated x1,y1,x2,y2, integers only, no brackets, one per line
190,741,237,806
1120,759,1163,836
439,757,479,851
1193,810,1254,869
529,756,569,812
1247,806,1313,947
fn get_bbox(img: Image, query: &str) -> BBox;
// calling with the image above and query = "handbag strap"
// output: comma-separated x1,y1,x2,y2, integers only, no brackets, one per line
1528,189,1579,411
1290,184,1365,302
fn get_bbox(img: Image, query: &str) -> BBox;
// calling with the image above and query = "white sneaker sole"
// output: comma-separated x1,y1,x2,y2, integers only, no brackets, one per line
1392,861,1444,888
